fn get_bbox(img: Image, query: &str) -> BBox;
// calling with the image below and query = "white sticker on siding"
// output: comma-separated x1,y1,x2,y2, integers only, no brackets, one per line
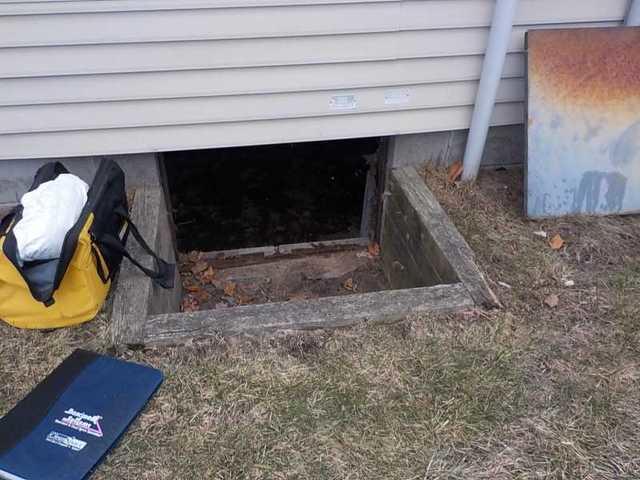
384,89,410,106
329,95,357,111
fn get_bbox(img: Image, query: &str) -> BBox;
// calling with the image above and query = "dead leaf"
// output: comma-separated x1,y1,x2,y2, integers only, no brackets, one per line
368,242,380,257
193,289,211,303
343,278,356,292
447,160,464,183
549,234,565,251
199,265,216,284
236,292,252,305
181,295,199,312
191,260,209,274
184,283,201,293
187,251,201,263
544,294,559,308
224,282,237,297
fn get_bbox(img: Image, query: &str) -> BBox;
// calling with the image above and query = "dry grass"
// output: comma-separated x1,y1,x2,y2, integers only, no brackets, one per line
420,166,640,479
1,165,639,479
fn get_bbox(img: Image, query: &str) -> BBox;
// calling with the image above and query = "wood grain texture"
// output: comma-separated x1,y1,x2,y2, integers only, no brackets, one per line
110,187,160,346
147,189,183,316
382,193,443,289
390,167,500,308
143,283,474,345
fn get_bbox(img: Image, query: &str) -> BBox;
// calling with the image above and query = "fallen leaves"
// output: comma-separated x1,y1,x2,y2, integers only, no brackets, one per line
343,277,357,292
223,282,237,297
199,265,216,284
368,242,380,257
183,283,200,293
447,160,464,183
544,294,559,308
549,234,565,251
533,230,565,250
192,288,211,304
187,250,201,263
181,295,199,312
191,260,209,274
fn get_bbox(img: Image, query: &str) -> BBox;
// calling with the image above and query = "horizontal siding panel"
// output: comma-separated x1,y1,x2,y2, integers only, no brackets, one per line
405,0,626,30
0,103,524,159
0,0,399,15
0,78,524,133
0,4,400,47
0,0,627,47
0,23,617,78
0,0,627,23
0,55,525,106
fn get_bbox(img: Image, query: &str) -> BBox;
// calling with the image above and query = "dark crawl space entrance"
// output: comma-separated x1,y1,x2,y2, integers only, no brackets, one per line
162,138,390,311
164,138,380,252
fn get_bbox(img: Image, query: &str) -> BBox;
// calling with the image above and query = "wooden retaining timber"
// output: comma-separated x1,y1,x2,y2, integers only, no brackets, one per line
201,237,369,269
387,168,500,308
109,166,497,347
144,283,473,345
110,185,182,346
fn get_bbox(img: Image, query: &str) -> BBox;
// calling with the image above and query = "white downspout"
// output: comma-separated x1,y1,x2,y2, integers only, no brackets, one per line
626,0,640,25
461,0,520,181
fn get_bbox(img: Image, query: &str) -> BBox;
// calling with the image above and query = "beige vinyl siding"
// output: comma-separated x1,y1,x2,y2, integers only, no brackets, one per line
0,0,628,159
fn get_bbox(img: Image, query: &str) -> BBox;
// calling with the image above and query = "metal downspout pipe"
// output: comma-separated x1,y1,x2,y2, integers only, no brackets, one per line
461,0,520,181
626,0,640,25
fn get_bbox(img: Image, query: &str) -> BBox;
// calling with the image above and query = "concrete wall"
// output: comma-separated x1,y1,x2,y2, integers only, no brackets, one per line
0,153,160,207
0,0,628,159
388,125,524,169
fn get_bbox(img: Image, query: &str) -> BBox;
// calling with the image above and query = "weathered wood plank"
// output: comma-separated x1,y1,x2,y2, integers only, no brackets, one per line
201,237,369,268
143,283,474,345
110,186,160,346
390,167,500,308
382,193,443,288
386,181,456,283
110,181,183,345
147,188,183,316
381,212,421,290
359,154,378,239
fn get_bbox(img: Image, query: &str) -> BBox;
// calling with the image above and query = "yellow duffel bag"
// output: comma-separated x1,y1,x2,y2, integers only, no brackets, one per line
0,159,174,329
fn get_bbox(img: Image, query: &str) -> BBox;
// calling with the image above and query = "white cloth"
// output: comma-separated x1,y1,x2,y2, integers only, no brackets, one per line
13,174,89,262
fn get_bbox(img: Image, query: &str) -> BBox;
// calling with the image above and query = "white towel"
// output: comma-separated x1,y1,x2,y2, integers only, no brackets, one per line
13,174,89,262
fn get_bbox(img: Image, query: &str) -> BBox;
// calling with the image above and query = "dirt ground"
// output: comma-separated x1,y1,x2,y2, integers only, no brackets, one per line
1,165,639,479
178,249,389,312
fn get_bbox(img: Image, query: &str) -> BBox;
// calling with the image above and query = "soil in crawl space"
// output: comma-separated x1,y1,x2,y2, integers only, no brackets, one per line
178,247,389,312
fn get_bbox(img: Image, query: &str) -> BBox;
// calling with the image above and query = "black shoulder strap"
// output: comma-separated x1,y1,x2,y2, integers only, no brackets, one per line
95,206,174,289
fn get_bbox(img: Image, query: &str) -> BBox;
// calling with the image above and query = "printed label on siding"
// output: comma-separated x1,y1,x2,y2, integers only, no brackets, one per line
329,95,357,111
384,89,410,106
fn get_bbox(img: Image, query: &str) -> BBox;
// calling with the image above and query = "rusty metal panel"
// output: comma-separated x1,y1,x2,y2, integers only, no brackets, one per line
525,27,640,218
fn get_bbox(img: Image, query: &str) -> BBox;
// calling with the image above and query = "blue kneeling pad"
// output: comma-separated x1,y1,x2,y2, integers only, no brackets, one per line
0,349,163,480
